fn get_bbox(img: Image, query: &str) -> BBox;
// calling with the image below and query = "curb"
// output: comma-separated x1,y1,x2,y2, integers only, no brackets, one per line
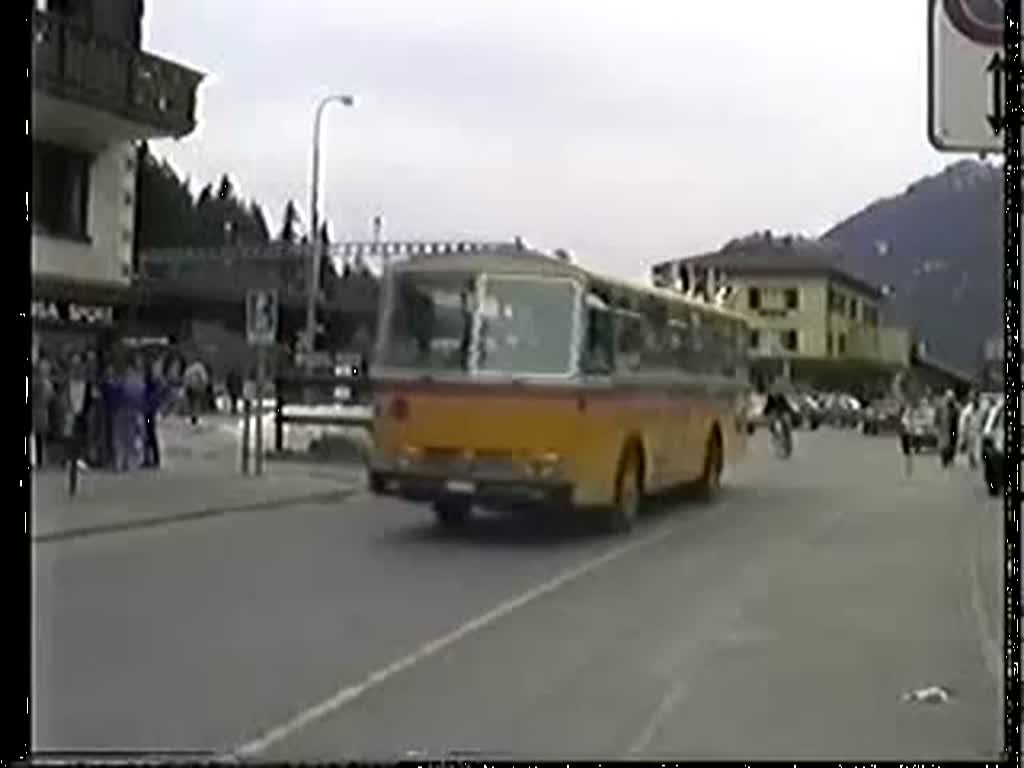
31,487,362,544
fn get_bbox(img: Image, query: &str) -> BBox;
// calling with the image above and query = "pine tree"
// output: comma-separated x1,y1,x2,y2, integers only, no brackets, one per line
135,150,281,252
249,202,271,243
279,200,301,243
217,174,235,202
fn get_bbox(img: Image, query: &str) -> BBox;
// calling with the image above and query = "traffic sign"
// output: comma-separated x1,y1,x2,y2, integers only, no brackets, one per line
928,0,1015,153
246,289,278,346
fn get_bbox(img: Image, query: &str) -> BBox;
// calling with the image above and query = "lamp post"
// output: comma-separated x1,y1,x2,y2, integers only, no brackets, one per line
373,214,385,273
304,93,355,369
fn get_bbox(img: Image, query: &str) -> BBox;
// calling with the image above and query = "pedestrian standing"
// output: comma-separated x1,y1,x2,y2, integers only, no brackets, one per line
83,349,103,467
961,392,984,468
893,384,914,478
226,369,242,416
48,357,67,465
64,352,95,492
939,390,959,469
107,361,129,472
32,357,54,468
163,353,184,417
142,359,164,469
121,356,146,470
898,403,914,477
183,358,209,426
99,360,119,469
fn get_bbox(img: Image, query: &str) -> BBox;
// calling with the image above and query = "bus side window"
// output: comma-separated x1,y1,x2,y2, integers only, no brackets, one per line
639,307,671,372
615,312,646,373
710,319,732,377
582,305,614,374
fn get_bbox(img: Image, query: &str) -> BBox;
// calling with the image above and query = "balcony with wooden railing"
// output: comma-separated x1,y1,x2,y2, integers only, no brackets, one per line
32,9,203,138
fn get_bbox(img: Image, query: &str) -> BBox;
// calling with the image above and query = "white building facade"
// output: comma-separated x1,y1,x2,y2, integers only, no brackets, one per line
31,0,202,353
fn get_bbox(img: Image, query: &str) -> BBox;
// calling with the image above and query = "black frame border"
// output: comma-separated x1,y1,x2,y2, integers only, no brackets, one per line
1002,0,1022,761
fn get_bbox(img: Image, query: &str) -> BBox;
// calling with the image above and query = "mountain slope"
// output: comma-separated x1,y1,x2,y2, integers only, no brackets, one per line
823,160,1004,372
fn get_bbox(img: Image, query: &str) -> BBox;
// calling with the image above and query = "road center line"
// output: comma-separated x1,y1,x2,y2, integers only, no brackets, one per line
627,676,689,756
230,519,683,759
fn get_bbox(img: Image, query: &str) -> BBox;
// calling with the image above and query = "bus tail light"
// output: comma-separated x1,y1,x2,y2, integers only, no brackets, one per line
389,397,410,421
577,396,587,413
533,453,563,478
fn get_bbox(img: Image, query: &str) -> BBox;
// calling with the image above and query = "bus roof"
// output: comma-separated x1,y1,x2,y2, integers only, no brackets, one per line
392,246,749,326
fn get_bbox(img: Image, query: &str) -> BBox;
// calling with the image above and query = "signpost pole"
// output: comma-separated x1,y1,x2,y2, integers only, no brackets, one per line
255,345,265,477
241,397,251,475
247,287,277,477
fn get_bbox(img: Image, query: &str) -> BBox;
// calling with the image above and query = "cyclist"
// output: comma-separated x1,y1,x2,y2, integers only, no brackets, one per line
763,382,796,454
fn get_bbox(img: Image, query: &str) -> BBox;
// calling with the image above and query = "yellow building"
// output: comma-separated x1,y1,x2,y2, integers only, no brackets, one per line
652,233,911,394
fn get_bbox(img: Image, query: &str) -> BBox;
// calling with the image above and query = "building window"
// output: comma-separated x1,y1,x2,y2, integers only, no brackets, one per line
749,329,760,350
42,0,92,24
837,333,847,356
781,330,798,352
748,287,761,310
784,288,799,310
826,333,834,356
849,298,858,321
864,305,879,326
828,287,847,315
32,141,91,239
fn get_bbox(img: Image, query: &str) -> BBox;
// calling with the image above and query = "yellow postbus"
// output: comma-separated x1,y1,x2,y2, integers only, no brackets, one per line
368,244,751,533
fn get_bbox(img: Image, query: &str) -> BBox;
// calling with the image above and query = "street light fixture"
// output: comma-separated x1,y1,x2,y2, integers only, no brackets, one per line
304,93,356,367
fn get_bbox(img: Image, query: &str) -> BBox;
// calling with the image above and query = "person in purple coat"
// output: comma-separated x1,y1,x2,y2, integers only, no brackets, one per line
112,356,146,472
99,360,119,469
142,360,165,468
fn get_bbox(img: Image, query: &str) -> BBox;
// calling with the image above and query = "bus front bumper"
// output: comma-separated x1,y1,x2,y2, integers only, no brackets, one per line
369,469,573,509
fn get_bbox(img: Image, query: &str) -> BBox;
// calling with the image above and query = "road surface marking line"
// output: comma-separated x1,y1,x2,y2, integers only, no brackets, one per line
627,676,688,756
968,515,1001,686
967,516,1002,753
231,522,681,758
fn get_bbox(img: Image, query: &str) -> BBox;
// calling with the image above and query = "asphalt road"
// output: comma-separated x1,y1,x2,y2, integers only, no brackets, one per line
32,428,1006,761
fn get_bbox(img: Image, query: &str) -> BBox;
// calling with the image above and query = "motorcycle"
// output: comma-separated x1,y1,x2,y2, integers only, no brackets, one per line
770,415,793,459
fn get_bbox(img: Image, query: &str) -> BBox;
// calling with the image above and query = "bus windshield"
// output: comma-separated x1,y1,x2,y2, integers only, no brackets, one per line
377,270,579,377
377,271,476,373
477,276,577,376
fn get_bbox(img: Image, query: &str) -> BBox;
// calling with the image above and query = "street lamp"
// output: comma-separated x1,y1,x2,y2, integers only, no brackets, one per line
304,93,356,367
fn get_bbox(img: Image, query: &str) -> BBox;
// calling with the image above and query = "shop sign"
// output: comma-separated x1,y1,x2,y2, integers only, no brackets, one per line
31,299,114,327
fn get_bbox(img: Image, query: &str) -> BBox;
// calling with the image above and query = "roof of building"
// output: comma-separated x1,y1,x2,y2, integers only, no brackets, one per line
654,233,884,300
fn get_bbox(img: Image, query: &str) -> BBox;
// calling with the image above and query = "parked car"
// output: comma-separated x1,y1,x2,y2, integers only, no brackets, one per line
822,393,862,428
980,401,1005,497
788,393,823,430
862,399,903,435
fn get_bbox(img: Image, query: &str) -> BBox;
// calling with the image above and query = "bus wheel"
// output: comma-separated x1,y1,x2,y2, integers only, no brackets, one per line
605,447,642,534
696,430,723,502
433,496,471,529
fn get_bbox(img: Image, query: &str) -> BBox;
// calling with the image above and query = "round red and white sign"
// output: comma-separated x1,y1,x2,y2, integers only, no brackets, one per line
942,0,1005,47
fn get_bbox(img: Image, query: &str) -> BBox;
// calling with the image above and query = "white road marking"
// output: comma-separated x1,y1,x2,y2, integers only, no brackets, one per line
230,521,682,758
968,520,1001,689
626,676,688,756
966,511,1003,752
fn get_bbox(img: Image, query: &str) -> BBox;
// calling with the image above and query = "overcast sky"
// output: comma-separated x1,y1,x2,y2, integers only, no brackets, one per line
145,0,953,280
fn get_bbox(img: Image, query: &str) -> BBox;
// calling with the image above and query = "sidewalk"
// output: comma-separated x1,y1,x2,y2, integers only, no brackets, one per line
31,415,367,542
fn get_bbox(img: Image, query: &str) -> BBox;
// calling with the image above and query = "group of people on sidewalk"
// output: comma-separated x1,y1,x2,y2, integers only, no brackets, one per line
31,345,215,475
896,387,993,476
